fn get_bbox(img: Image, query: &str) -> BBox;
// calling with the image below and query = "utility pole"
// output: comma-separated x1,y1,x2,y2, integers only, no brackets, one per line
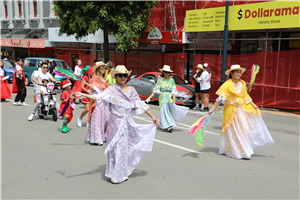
104,31,109,62
221,0,230,85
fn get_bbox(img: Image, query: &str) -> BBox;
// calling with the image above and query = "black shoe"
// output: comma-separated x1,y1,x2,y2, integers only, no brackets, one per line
168,127,173,132
201,107,209,112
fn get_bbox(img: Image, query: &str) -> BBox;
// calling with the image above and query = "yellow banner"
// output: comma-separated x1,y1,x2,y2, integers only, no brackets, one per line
229,1,300,30
289,33,300,48
185,7,226,32
185,1,300,32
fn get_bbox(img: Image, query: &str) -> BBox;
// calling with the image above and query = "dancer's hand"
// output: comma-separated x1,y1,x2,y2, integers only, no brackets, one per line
74,92,83,98
252,103,258,110
173,99,176,104
208,109,213,115
145,98,150,103
152,117,158,126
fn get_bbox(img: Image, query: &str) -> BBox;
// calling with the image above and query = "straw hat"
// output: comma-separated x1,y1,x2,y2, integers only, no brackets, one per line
111,65,132,79
159,65,173,72
225,64,246,76
93,61,107,73
196,64,203,69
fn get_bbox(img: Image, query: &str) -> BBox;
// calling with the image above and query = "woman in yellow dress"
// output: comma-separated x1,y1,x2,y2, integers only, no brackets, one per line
208,65,274,159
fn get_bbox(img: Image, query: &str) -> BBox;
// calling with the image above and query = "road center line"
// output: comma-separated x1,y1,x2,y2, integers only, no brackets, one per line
153,139,200,153
133,116,220,135
132,116,221,153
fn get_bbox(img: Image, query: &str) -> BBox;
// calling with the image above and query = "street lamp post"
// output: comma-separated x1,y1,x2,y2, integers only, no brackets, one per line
221,0,230,86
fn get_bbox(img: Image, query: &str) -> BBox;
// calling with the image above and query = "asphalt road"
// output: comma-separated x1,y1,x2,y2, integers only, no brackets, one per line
1,85,299,199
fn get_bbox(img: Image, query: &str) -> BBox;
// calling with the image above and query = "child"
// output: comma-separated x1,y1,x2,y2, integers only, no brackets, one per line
58,80,75,133
40,79,57,111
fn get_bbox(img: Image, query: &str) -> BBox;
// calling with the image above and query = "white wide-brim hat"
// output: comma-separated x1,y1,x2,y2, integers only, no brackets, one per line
159,65,173,72
111,65,132,79
225,64,246,76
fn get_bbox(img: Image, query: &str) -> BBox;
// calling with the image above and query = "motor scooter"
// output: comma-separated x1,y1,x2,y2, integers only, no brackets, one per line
37,82,58,121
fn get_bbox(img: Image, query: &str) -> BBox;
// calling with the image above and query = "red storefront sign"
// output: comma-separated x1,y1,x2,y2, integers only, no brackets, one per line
139,27,183,46
165,44,189,49
1,39,45,48
28,47,55,54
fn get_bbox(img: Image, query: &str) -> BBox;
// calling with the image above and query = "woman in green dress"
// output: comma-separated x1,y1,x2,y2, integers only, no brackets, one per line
146,65,189,132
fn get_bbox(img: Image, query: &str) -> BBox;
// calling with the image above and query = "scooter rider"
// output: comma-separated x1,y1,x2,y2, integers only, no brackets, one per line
28,62,60,121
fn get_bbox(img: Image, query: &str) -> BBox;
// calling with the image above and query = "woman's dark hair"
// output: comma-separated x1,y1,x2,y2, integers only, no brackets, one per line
16,57,22,62
229,72,233,79
205,67,211,73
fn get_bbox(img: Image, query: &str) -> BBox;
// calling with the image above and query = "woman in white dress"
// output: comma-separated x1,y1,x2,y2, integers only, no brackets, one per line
208,64,274,159
75,65,158,184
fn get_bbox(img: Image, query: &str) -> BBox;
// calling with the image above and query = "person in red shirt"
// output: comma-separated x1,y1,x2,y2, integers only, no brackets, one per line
0,60,11,101
59,80,75,133
77,65,94,127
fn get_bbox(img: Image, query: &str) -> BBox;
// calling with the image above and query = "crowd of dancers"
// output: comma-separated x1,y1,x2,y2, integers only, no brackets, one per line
0,58,274,184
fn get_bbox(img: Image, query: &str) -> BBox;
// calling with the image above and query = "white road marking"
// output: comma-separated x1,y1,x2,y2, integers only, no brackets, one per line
132,115,221,153
154,139,200,153
187,110,208,115
133,116,220,135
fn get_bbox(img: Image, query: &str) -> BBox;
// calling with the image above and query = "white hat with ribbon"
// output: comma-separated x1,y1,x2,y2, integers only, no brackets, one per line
159,65,173,72
225,64,246,76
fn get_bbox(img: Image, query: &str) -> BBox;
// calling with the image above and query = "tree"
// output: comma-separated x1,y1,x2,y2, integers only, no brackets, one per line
53,1,159,62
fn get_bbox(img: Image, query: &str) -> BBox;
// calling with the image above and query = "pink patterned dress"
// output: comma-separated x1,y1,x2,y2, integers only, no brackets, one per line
86,77,109,144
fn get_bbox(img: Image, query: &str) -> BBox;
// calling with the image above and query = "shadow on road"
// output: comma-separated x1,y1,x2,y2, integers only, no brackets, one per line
182,152,200,159
199,147,219,154
55,165,148,182
212,126,222,130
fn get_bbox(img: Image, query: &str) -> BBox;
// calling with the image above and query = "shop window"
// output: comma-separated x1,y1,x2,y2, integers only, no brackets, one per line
54,4,57,16
5,2,7,19
33,1,37,17
18,1,22,18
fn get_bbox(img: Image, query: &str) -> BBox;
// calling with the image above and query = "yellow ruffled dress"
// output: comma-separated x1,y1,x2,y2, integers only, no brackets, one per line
216,79,274,159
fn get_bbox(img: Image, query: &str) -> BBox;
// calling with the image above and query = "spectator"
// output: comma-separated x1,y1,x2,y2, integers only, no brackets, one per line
105,60,117,86
45,59,50,68
192,64,203,110
12,58,27,105
48,60,56,77
198,63,211,112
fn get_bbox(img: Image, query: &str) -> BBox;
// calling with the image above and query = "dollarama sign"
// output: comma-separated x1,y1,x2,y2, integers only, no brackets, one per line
185,1,300,32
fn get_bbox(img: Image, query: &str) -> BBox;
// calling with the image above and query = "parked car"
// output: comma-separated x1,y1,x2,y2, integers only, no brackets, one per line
127,72,195,106
2,60,16,83
23,58,73,86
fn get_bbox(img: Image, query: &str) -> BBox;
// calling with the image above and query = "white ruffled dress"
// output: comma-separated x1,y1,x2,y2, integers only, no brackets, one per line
94,86,156,183
216,84,274,159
